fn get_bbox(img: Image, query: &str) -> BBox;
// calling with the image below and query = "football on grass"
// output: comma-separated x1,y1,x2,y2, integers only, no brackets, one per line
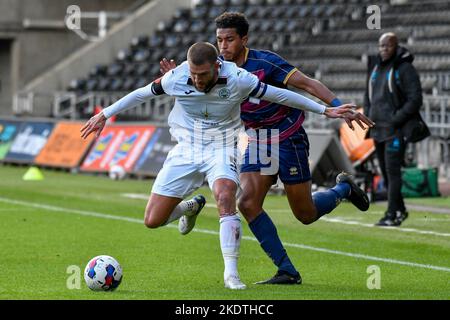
109,165,126,180
84,255,123,291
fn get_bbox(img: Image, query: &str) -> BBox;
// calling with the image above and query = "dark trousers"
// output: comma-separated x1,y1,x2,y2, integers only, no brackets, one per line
375,136,407,213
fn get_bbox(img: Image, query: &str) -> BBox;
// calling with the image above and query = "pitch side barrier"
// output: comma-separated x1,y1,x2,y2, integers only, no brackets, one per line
0,117,175,178
1,117,355,188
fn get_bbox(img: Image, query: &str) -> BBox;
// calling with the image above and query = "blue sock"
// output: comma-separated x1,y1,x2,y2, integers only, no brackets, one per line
313,183,351,218
248,211,298,276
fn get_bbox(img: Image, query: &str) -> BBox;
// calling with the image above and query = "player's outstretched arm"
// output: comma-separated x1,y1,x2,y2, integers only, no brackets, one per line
80,111,107,139
323,106,375,130
287,71,375,130
80,81,165,139
287,70,338,106
257,83,375,130
335,106,375,130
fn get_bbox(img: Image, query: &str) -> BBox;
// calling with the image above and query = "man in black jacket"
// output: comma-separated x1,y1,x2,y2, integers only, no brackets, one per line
364,32,423,226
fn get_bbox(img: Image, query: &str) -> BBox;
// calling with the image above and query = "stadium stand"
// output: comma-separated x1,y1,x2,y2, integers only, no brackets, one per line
58,0,450,109
11,0,450,180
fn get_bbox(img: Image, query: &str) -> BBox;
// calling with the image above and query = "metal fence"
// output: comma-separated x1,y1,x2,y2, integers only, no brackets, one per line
13,90,175,122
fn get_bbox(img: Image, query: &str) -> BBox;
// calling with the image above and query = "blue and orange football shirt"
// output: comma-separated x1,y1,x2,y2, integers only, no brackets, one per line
236,48,304,142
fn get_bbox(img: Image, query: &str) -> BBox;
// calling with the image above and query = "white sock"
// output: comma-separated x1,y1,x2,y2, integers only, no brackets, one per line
219,214,242,279
162,198,198,226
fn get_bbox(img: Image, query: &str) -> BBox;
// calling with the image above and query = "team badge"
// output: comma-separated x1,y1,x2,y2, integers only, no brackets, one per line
218,88,231,99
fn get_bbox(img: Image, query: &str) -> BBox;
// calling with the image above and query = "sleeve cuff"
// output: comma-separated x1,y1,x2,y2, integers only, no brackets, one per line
283,68,298,85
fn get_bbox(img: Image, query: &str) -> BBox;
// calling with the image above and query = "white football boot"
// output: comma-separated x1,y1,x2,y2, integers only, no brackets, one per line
178,195,206,235
224,275,247,290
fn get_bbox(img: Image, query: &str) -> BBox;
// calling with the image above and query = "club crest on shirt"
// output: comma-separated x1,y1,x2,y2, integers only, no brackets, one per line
218,88,231,99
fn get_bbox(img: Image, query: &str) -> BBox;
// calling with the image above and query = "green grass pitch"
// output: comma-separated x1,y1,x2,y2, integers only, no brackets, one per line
0,165,449,300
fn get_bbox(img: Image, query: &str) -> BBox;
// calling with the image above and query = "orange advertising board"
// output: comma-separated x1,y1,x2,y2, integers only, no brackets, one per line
80,125,155,172
35,122,95,168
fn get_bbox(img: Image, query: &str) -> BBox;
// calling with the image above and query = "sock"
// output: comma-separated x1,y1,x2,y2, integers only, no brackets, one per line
248,211,298,276
219,214,242,279
312,182,351,218
162,198,198,226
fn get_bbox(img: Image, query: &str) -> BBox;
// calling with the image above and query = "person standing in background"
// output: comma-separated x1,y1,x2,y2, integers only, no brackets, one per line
364,32,424,227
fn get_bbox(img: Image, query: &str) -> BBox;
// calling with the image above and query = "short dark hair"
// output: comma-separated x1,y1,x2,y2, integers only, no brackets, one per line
379,32,398,46
187,42,219,65
215,12,249,38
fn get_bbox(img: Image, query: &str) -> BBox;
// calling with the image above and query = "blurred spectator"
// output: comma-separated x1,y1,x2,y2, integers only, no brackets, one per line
364,32,428,227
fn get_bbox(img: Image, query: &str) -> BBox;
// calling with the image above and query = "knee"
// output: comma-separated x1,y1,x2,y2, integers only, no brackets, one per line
237,197,260,222
214,189,234,208
144,217,159,229
143,208,161,229
144,221,159,229
292,210,317,225
296,216,315,225
237,197,251,215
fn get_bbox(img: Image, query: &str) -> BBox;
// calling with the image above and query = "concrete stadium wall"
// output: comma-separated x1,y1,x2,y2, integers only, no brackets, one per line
0,40,13,115
0,0,137,23
21,0,190,117
0,0,139,115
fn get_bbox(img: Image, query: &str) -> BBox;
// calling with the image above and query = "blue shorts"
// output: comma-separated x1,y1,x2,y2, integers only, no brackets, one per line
240,129,311,184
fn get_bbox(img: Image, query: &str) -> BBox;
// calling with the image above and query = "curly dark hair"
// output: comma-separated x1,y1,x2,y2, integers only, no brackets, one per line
215,12,249,38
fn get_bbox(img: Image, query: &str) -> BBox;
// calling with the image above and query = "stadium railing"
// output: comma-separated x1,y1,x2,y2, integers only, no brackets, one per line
14,90,175,122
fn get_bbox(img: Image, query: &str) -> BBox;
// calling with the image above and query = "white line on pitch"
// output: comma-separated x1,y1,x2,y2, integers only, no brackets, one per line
120,193,450,238
1,196,449,273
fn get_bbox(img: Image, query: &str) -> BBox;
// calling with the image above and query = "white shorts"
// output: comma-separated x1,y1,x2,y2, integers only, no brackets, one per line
151,143,240,198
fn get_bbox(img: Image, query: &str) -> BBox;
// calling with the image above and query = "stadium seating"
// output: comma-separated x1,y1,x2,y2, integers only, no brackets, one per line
65,0,450,124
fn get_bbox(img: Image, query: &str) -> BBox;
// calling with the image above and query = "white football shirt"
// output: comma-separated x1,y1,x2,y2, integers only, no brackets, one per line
102,59,327,148
160,60,259,146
